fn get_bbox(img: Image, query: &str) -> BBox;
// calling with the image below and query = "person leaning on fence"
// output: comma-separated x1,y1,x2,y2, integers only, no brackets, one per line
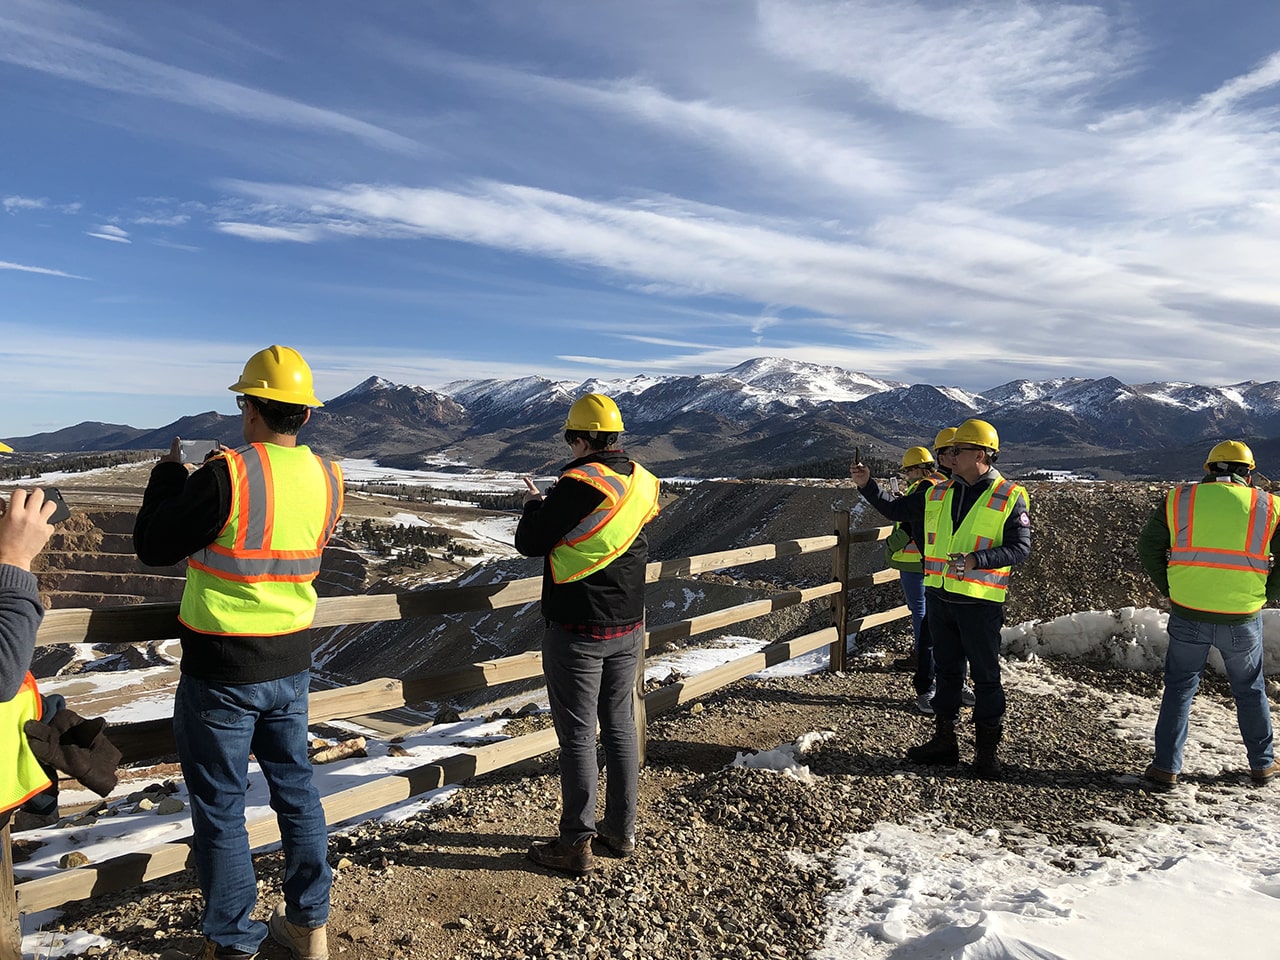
1,488,120,835
851,419,1030,778
1137,440,1279,788
515,393,661,876
134,345,343,960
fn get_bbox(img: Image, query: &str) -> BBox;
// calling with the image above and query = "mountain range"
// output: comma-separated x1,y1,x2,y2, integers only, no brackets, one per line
14,358,1280,480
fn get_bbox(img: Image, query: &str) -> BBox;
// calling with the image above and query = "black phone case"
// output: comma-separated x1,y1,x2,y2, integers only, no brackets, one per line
44,487,72,524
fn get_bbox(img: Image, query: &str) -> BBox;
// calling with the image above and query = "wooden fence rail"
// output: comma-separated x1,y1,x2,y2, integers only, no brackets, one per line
8,518,906,932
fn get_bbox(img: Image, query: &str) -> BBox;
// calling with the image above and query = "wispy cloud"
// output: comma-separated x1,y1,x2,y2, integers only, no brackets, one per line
0,11,419,153
3,195,47,212
86,224,130,243
0,259,88,279
757,0,1132,128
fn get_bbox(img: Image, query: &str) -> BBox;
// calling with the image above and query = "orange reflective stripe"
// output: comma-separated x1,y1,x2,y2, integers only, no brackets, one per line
319,458,343,547
191,446,332,583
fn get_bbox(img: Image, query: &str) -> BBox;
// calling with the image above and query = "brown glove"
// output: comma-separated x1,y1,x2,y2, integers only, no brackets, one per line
24,708,122,797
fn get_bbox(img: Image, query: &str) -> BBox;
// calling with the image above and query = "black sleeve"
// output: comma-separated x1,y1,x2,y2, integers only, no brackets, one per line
133,458,231,567
0,566,42,702
859,477,929,525
514,478,606,557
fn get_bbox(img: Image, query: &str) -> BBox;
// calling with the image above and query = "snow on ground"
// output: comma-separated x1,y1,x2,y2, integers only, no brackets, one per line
19,607,1280,958
338,459,553,492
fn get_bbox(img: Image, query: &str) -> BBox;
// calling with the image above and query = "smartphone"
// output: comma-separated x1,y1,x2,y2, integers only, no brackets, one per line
180,439,220,463
889,476,901,495
44,487,71,525
853,446,861,465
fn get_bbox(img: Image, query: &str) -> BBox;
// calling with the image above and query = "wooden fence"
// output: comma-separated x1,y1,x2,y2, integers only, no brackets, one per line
2,513,905,955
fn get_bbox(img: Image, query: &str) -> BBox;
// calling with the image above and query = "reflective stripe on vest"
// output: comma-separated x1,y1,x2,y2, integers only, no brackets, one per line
549,461,661,584
1165,481,1279,614
180,443,344,636
2,672,51,814
922,476,1027,601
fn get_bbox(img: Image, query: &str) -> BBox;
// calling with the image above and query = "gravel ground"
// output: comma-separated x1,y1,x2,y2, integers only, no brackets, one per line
44,659,1262,960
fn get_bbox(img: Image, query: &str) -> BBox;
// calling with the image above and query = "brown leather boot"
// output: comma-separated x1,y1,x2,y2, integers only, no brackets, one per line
268,903,328,960
527,836,595,875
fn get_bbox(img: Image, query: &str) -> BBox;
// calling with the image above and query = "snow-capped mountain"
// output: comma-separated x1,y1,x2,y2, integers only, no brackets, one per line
13,358,1280,479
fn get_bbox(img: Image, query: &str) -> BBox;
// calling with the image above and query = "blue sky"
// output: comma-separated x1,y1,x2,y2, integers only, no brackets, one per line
4,0,1280,436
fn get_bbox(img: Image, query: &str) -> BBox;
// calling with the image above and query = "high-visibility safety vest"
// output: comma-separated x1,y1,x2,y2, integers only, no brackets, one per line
885,473,945,572
1165,480,1280,614
922,475,1028,602
549,461,661,584
180,443,344,636
2,672,51,814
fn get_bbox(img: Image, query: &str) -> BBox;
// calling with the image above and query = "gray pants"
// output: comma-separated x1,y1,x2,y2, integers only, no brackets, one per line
541,622,643,845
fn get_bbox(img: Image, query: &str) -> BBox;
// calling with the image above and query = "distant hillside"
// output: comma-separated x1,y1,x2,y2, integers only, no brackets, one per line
10,357,1280,481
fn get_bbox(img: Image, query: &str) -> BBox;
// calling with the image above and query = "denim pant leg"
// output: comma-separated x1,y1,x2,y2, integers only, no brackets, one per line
596,626,642,839
899,572,932,693
542,623,607,845
250,670,332,928
1154,614,1212,773
927,595,966,722
1212,616,1275,771
899,571,927,647
174,674,268,954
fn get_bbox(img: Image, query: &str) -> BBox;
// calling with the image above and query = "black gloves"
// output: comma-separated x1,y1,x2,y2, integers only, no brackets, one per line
24,707,122,797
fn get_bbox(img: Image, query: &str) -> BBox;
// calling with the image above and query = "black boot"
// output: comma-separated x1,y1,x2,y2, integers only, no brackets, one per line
971,722,1003,779
906,718,959,764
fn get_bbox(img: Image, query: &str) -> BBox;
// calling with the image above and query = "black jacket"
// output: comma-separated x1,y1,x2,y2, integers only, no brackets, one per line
515,450,648,626
133,457,314,683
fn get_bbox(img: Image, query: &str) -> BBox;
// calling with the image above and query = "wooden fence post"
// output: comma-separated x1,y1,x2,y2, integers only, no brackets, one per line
829,508,851,672
1,815,21,960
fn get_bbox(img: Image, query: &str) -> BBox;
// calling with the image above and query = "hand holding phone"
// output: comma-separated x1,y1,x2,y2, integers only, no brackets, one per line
522,476,544,504
43,486,71,524
0,488,58,570
180,439,221,463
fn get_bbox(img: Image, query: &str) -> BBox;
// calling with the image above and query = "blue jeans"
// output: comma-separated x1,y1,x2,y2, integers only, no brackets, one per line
1153,613,1275,774
541,623,642,845
928,594,1004,725
899,572,933,694
174,671,332,954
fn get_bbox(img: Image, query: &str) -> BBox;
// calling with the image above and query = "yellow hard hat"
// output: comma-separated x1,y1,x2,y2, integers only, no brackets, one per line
564,393,624,433
933,427,958,451
229,345,324,407
901,446,935,469
0,441,12,453
953,418,999,453
1205,440,1255,471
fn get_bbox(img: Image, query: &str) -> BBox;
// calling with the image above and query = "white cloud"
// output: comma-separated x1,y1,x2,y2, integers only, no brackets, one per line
0,12,419,153
0,259,88,279
757,0,1131,128
86,224,130,243
3,195,47,212
214,221,323,243
132,214,189,226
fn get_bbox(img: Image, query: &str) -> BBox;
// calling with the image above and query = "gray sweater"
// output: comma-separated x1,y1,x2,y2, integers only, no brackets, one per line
0,564,43,702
